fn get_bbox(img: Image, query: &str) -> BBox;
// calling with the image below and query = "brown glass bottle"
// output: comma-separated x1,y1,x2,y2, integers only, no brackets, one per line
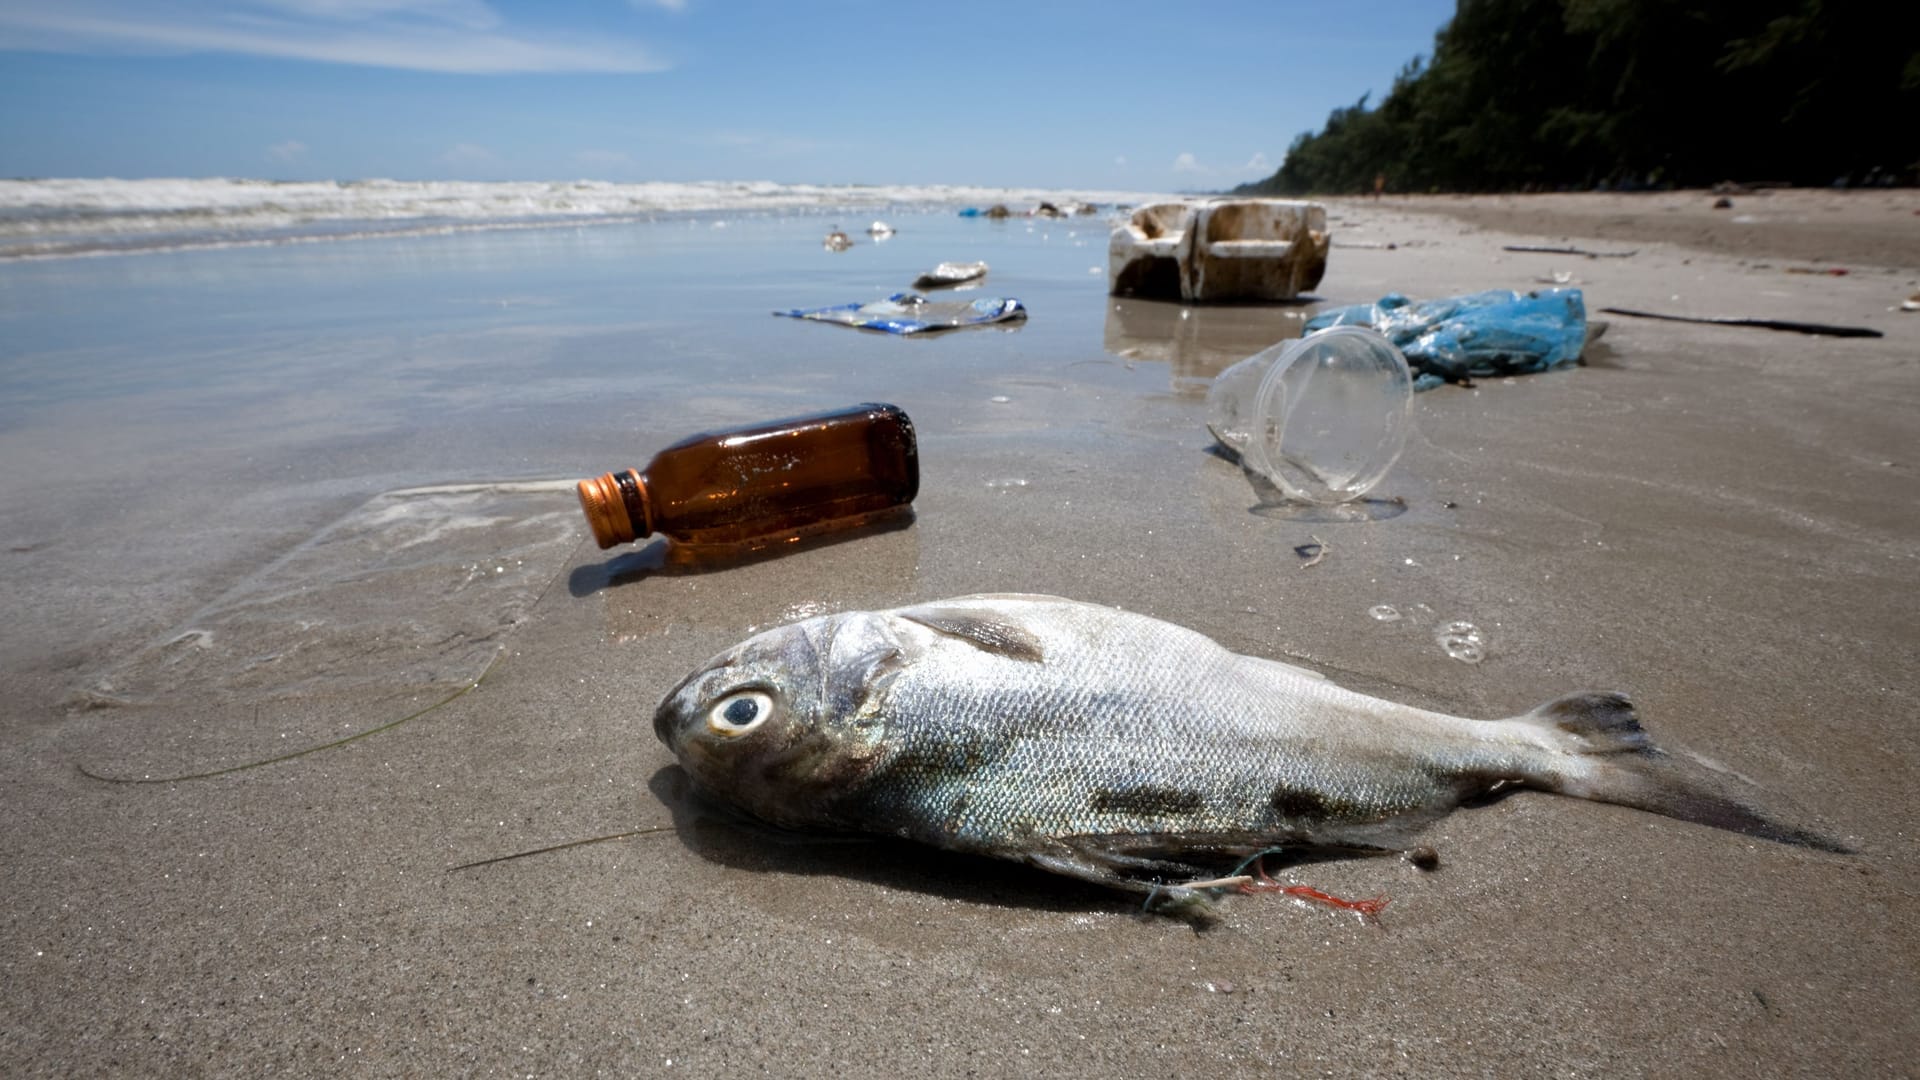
576,403,919,555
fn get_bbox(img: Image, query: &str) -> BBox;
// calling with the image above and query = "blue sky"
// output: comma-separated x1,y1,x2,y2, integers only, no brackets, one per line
0,0,1458,188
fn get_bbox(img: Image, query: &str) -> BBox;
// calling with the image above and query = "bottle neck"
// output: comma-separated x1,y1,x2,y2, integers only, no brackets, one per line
576,469,653,549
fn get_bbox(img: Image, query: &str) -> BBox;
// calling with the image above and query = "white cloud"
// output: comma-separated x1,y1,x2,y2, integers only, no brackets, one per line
1242,152,1271,172
1172,152,1205,174
267,139,308,162
257,0,499,29
0,1,669,74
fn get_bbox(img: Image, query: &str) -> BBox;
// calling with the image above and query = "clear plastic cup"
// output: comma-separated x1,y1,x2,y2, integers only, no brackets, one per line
1205,326,1413,505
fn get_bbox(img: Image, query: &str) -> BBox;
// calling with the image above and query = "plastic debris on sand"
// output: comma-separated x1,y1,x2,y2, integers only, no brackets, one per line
775,292,1026,335
913,261,988,289
1305,288,1589,390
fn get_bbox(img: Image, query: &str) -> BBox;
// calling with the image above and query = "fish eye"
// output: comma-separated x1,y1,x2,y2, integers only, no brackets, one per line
706,689,774,737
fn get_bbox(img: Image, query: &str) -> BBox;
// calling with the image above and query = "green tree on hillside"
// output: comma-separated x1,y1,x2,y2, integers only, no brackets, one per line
1239,0,1920,194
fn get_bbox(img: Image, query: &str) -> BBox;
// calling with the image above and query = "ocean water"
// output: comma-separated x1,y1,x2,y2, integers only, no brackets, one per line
0,205,1145,438
0,177,1160,260
0,199,1312,698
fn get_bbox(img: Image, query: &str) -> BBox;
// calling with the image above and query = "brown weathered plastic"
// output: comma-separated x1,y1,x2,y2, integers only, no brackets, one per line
1185,199,1330,300
1108,198,1330,302
575,403,919,555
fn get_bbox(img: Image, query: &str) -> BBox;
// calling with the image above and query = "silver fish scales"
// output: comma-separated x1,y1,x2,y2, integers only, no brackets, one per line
653,594,1843,902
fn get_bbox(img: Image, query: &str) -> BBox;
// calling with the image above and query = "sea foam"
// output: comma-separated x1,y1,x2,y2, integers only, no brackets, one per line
0,177,1158,260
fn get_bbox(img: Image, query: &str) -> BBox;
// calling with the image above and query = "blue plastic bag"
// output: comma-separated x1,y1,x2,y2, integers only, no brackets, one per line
1303,288,1587,390
776,292,1025,335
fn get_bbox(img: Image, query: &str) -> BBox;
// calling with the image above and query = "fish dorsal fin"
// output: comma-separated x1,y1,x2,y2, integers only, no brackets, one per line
1239,654,1328,682
893,602,1046,663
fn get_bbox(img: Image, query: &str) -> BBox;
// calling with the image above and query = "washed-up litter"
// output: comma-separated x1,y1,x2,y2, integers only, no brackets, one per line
1900,293,1920,313
1028,200,1098,218
1109,198,1330,302
576,404,918,557
71,482,583,779
1295,535,1329,569
823,230,853,251
1784,266,1848,276
913,261,988,289
1304,288,1589,389
1503,244,1637,258
775,292,1026,335
1599,306,1883,338
1207,327,1413,506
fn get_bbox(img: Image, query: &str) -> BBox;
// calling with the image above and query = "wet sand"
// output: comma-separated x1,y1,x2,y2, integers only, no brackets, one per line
2,193,1917,1075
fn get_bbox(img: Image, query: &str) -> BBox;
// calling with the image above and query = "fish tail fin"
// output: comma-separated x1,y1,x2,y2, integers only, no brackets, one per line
1509,692,1851,854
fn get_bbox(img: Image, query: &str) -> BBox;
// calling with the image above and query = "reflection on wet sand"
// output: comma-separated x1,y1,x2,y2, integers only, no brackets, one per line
1102,297,1312,396
594,517,923,645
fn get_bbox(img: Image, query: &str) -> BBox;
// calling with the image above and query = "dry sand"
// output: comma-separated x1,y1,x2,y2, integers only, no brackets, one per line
3,191,1917,1076
1388,187,1920,268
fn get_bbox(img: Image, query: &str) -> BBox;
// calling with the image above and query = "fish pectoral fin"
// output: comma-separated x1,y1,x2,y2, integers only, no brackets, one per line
894,603,1045,663
1027,848,1141,891
1028,838,1210,893
1043,833,1269,891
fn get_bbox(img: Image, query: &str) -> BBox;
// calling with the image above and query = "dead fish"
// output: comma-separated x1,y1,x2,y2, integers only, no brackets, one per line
653,594,1844,902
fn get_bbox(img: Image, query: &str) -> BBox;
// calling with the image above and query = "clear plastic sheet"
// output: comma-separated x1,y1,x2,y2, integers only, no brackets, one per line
71,482,583,777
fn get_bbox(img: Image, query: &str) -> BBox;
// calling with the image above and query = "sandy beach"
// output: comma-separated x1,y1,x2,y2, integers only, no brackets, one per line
2,189,1916,1076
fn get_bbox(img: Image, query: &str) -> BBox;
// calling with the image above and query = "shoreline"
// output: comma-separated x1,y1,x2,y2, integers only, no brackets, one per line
2,194,1914,1076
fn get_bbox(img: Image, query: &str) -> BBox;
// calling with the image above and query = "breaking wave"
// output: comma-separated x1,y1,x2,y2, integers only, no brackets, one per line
0,177,1157,260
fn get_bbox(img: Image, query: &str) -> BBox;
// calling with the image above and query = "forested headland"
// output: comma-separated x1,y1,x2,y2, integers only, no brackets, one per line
1236,0,1920,195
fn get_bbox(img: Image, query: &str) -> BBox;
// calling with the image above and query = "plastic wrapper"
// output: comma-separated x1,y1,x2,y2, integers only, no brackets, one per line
776,292,1025,335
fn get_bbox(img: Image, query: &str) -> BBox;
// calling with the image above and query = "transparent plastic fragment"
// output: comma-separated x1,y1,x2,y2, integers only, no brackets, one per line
71,482,583,775
84,482,580,705
1206,327,1414,505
